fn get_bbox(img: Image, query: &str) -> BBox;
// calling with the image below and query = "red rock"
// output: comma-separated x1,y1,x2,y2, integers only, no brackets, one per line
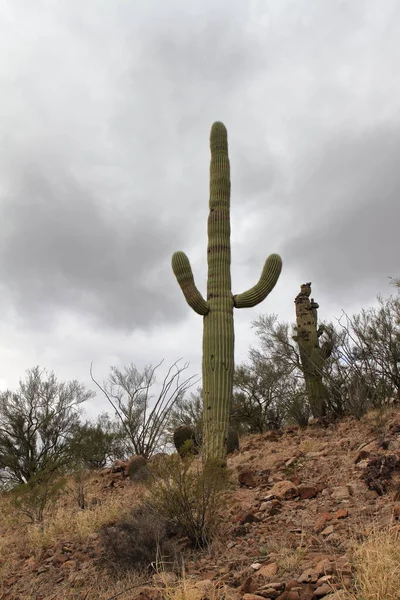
285,580,302,590
290,475,302,486
239,470,257,487
355,449,371,463
315,559,334,575
335,508,349,519
314,512,333,532
298,484,318,499
240,511,260,525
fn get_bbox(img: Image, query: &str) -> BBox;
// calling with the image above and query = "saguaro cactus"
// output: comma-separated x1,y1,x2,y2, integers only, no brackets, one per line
293,283,333,418
172,122,282,464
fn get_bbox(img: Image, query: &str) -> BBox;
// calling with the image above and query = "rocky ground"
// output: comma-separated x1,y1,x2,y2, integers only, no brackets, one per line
0,407,399,600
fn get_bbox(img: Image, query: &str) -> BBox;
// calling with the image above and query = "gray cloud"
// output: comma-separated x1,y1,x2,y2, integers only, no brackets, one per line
282,124,400,304
0,0,400,395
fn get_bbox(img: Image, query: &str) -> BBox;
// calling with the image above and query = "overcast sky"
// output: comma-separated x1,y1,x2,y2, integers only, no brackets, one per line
1,0,399,418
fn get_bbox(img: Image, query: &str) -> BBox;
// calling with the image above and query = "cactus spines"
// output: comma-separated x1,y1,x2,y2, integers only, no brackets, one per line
172,122,282,464
293,282,332,418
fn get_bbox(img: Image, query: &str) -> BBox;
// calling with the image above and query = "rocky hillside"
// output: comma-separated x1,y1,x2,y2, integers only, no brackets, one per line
1,407,399,600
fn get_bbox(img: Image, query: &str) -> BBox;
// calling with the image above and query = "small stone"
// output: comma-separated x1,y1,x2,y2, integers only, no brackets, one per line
314,583,334,597
240,511,260,525
269,480,298,500
298,484,318,499
277,592,301,600
330,486,350,500
314,512,333,532
258,562,278,578
298,568,319,583
239,470,257,487
315,559,334,575
61,560,77,570
321,525,334,536
355,449,370,463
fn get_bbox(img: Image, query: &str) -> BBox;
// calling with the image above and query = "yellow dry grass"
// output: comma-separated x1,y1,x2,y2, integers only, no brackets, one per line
347,524,400,600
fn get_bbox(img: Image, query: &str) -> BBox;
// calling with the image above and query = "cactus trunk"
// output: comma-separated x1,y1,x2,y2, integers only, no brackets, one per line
172,122,282,464
293,283,332,418
202,123,234,463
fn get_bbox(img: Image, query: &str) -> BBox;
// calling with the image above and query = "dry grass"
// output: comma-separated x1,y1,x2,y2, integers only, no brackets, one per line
27,486,143,552
263,530,309,573
347,524,400,600
299,437,322,454
0,478,146,560
162,578,234,600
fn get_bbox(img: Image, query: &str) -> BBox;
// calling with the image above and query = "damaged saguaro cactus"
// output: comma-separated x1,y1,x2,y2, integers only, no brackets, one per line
172,122,282,464
293,283,333,418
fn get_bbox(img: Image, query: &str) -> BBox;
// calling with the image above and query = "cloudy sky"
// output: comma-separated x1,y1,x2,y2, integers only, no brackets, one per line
0,0,399,418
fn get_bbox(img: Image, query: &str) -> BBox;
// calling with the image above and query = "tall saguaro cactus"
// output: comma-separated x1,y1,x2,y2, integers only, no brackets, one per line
293,283,333,418
172,122,282,464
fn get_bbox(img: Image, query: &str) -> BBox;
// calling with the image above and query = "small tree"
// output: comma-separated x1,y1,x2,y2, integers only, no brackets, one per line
90,360,197,459
10,462,67,523
0,367,94,488
69,413,125,470
232,359,288,433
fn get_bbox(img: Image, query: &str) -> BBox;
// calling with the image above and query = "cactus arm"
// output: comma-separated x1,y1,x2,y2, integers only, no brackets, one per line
233,253,282,308
172,251,209,316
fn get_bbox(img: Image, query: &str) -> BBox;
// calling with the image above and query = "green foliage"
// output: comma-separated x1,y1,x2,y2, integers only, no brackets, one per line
147,454,230,548
172,122,282,463
10,466,66,524
0,367,94,488
69,413,125,470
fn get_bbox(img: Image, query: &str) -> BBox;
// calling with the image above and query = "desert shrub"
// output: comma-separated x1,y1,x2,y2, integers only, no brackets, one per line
69,413,125,470
147,454,230,548
100,504,178,572
285,392,310,428
91,360,197,458
126,455,150,481
10,467,66,524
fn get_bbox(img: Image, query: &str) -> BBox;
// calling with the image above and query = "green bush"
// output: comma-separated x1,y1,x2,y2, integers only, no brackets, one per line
10,467,66,524
147,454,230,548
